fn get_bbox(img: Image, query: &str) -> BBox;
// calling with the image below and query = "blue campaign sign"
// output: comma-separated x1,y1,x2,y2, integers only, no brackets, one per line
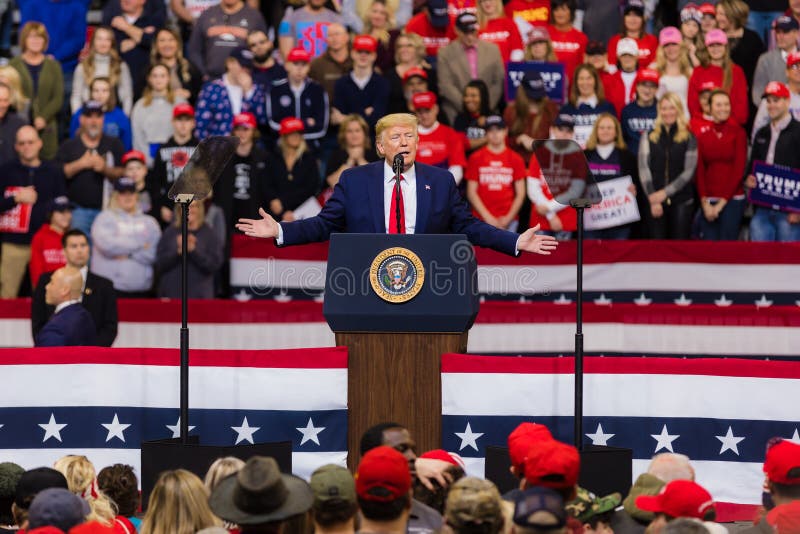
750,161,800,213
506,62,566,103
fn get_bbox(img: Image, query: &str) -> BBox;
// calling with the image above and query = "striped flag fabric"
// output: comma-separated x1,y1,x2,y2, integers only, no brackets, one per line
0,347,348,480
441,353,800,518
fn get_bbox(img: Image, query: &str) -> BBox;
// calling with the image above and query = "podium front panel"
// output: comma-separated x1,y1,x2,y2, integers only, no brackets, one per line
324,233,479,333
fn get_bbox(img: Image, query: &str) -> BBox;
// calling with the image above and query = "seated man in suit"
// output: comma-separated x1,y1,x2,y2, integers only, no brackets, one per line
31,229,118,346
35,266,97,347
236,112,557,257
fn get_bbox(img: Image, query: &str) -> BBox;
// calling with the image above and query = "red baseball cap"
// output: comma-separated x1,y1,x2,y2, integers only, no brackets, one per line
698,3,716,16
232,112,257,129
788,52,800,69
636,68,660,86
172,103,195,119
419,449,465,469
763,81,791,100
412,91,437,110
635,480,715,520
279,116,305,135
699,81,718,93
508,423,553,471
121,150,146,165
764,440,800,485
353,34,378,53
523,439,580,490
355,446,411,502
286,47,312,63
402,67,428,84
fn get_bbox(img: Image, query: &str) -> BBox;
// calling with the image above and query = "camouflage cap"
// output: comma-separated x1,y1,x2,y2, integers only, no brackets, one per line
444,477,504,532
566,487,622,523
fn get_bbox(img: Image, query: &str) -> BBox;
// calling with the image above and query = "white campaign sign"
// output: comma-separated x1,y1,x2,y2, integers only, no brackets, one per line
585,175,641,230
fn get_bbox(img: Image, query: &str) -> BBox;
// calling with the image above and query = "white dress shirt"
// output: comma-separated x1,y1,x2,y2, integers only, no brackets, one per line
384,161,417,234
54,299,81,314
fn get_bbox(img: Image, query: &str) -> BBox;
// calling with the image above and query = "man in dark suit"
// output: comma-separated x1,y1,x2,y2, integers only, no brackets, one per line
31,229,117,346
35,266,97,347
236,113,557,257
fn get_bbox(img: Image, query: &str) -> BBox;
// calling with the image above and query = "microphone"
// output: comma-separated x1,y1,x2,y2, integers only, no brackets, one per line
392,153,405,174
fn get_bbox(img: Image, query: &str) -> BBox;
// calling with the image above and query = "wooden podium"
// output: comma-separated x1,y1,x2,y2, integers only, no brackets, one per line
324,234,479,468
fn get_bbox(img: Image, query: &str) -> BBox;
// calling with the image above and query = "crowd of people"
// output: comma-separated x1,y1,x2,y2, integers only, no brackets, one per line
2,420,800,533
1,0,800,302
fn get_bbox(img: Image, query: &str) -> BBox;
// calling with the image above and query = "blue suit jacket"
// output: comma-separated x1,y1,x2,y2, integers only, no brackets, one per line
280,161,519,256
35,303,98,347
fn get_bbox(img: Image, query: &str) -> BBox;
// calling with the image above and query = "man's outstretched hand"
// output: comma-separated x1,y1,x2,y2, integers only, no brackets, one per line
517,224,558,255
236,207,280,239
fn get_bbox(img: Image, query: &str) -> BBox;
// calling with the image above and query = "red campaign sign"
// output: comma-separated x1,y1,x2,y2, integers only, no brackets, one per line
0,187,32,233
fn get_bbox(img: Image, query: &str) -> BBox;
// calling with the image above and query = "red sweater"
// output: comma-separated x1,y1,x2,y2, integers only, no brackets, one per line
29,224,66,288
695,119,747,200
688,64,749,126
479,17,524,63
607,33,658,67
549,26,588,84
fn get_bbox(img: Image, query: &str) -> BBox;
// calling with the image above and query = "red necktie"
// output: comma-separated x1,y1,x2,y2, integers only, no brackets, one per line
389,175,405,234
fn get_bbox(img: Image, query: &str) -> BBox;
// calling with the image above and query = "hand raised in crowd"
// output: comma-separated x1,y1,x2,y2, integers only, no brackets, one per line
517,224,558,255
237,207,281,239
14,186,37,205
415,457,454,491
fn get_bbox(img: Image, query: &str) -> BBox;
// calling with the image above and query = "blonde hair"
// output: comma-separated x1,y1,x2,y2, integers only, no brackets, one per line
141,469,221,534
83,27,123,89
363,0,395,45
655,42,693,78
717,0,749,30
337,114,372,150
53,455,117,526
375,113,418,156
150,27,192,85
569,64,605,106
649,92,691,144
141,63,177,106
394,32,429,67
0,66,30,111
204,456,245,492
173,198,207,228
19,21,49,53
477,0,503,27
585,112,627,150
699,44,733,92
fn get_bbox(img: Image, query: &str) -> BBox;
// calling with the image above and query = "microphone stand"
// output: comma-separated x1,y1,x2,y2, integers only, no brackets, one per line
393,154,404,233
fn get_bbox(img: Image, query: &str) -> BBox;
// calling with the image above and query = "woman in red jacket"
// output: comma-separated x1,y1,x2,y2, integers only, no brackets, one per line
695,89,747,240
476,0,524,63
687,29,748,126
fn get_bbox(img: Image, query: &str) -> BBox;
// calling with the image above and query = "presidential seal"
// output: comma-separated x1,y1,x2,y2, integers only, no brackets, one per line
370,247,425,303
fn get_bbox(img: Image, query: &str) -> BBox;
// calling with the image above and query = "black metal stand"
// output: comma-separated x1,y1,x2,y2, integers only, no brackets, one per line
179,199,191,443
571,199,592,451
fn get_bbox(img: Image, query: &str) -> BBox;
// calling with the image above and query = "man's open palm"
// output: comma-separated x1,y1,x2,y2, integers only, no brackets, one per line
236,208,280,239
517,224,558,255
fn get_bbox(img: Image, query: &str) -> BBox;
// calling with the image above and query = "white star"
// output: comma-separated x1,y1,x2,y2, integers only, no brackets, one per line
455,422,484,451
231,416,260,445
101,414,131,443
716,426,745,455
789,429,800,444
296,418,326,446
651,424,680,453
166,418,196,439
586,423,615,446
39,413,67,443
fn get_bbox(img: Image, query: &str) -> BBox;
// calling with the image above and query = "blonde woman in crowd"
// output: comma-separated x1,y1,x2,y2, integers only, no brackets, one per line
362,0,399,72
0,65,30,117
53,455,117,527
71,26,134,115
653,26,693,111
148,27,201,102
141,469,222,534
